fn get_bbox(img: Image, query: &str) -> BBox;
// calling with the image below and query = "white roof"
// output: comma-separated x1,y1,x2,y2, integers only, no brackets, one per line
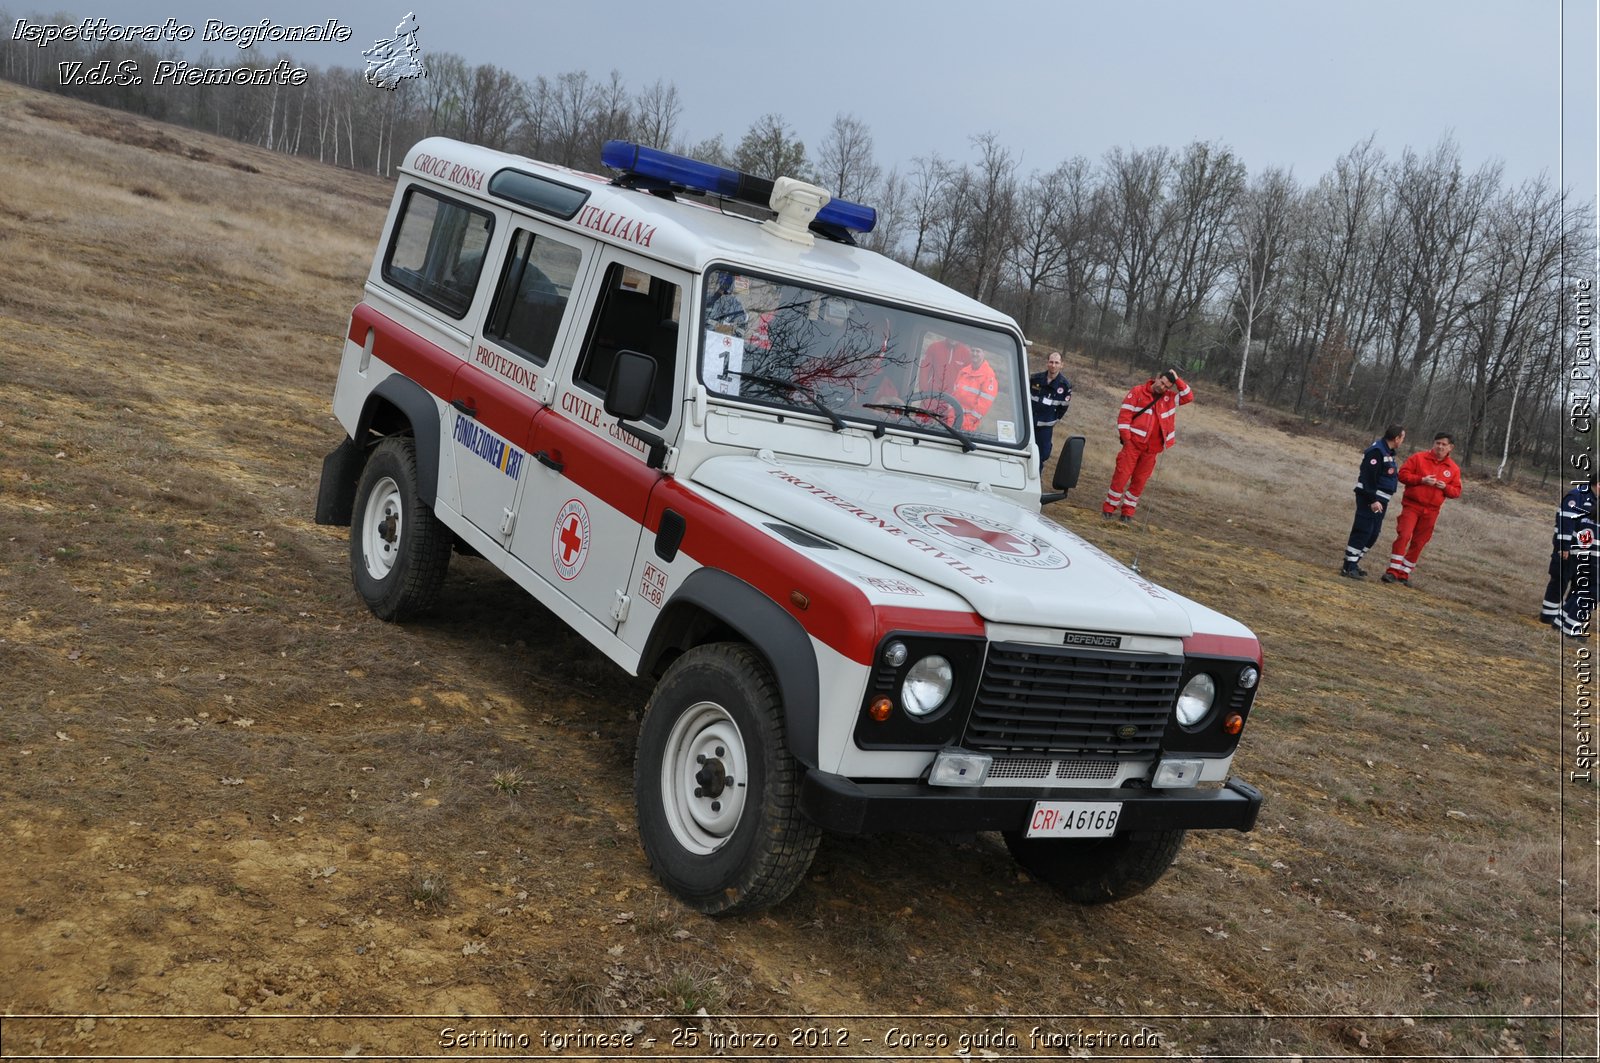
401,138,1019,333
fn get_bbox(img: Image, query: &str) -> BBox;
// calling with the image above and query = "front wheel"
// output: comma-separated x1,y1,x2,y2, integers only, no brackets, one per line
1003,828,1186,904
634,643,820,915
349,436,452,621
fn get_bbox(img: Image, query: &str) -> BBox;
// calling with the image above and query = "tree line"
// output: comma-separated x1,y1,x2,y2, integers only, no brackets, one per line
3,18,1591,482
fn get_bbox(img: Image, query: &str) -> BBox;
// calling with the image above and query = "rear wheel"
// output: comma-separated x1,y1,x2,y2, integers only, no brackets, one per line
1003,828,1186,904
635,643,820,915
349,436,451,621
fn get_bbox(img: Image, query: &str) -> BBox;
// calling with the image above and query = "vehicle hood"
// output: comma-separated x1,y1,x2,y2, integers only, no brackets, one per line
691,456,1196,636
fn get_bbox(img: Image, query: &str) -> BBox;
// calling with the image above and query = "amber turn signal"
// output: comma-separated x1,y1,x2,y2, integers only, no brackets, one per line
869,697,893,722
1224,713,1244,735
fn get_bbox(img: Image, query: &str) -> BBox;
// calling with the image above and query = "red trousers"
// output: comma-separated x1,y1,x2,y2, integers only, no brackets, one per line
1103,444,1159,515
1384,503,1440,580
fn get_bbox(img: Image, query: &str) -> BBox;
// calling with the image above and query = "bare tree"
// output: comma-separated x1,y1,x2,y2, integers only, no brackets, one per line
1457,176,1567,464
1386,138,1501,426
925,162,976,286
461,63,525,150
580,69,633,166
1229,167,1298,408
1007,162,1073,334
549,70,597,166
903,154,950,270
418,52,468,139
733,113,808,180
864,167,905,256
963,132,1019,303
1148,141,1245,359
816,113,882,203
632,79,682,149
1100,145,1173,344
682,133,731,167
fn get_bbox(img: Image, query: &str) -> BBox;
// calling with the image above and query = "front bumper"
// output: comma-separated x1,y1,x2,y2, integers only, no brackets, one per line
799,771,1262,836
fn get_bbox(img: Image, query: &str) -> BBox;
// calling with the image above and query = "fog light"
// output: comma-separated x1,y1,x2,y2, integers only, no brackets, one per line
929,749,992,787
1153,758,1204,789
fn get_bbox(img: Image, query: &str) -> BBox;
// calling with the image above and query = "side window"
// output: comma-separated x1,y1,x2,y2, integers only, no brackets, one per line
382,187,493,319
574,264,681,426
484,228,583,365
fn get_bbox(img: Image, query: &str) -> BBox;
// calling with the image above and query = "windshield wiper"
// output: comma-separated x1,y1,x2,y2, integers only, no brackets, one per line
862,402,976,452
724,371,847,432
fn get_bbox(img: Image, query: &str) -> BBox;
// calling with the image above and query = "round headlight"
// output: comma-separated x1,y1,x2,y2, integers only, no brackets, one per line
902,655,953,717
1238,666,1259,690
1175,673,1217,727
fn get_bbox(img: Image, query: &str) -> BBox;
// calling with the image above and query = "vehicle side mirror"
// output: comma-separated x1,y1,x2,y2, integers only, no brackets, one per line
1040,435,1085,505
604,348,656,422
605,349,669,470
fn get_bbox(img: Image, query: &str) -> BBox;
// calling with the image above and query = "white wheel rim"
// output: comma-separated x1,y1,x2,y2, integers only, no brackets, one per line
660,702,749,856
361,475,403,581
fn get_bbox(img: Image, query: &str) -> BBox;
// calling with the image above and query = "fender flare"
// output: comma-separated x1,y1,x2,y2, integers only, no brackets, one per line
359,374,444,506
640,568,820,768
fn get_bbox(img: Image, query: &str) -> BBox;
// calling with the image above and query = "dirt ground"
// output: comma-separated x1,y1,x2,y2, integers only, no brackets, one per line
0,83,1595,1060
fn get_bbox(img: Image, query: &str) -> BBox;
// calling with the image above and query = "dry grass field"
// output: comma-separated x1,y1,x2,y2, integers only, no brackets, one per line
0,81,1594,1060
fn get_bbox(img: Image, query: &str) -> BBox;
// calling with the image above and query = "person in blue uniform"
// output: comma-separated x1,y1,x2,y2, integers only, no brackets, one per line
1340,424,1405,579
1029,350,1073,470
1544,473,1597,637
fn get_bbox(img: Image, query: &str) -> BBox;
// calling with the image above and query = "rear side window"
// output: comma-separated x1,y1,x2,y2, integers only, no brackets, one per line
383,186,494,319
484,228,583,365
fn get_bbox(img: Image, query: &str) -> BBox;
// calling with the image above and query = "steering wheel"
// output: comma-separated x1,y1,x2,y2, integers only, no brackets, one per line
904,390,965,429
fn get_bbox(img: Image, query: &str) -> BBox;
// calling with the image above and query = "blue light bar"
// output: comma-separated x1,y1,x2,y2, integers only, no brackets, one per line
601,139,877,234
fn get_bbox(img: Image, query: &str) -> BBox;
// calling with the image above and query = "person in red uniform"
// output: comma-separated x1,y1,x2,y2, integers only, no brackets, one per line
1381,432,1463,586
1102,368,1192,522
919,339,998,432
955,346,999,432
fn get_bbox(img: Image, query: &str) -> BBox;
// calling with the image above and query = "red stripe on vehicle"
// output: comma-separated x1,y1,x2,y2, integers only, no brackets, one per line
451,360,544,451
1183,633,1262,665
876,607,986,642
350,303,458,398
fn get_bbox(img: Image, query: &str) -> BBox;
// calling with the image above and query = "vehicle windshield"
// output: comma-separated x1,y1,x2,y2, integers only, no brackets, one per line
697,268,1028,449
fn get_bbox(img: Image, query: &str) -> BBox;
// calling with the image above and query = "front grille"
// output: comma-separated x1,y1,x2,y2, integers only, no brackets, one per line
989,757,1122,781
966,643,1182,756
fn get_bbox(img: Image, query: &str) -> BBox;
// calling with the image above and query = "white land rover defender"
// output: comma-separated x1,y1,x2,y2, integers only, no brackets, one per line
315,138,1264,914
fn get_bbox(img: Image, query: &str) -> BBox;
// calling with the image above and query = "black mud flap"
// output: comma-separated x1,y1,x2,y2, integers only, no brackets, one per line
314,437,365,527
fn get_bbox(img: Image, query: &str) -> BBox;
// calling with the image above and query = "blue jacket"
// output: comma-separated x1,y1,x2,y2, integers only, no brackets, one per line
1354,438,1400,504
1555,484,1597,556
1029,370,1073,427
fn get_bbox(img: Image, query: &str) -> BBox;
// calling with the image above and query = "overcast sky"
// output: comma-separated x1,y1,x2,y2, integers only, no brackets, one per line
19,0,1600,206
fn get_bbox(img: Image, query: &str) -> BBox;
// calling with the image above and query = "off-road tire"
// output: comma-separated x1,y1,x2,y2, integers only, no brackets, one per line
635,643,821,915
1003,828,1186,905
349,436,452,621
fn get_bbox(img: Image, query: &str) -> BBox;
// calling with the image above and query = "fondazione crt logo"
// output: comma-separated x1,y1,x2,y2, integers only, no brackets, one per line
9,13,427,90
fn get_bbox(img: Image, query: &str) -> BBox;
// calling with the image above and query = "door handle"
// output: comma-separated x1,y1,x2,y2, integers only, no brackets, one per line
535,450,564,473
451,398,477,418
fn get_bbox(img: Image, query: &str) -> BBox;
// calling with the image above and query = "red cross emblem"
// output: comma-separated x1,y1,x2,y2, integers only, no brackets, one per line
925,513,1032,556
560,516,583,562
552,499,590,580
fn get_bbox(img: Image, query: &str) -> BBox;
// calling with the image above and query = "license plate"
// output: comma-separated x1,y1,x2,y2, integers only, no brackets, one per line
1026,801,1123,838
